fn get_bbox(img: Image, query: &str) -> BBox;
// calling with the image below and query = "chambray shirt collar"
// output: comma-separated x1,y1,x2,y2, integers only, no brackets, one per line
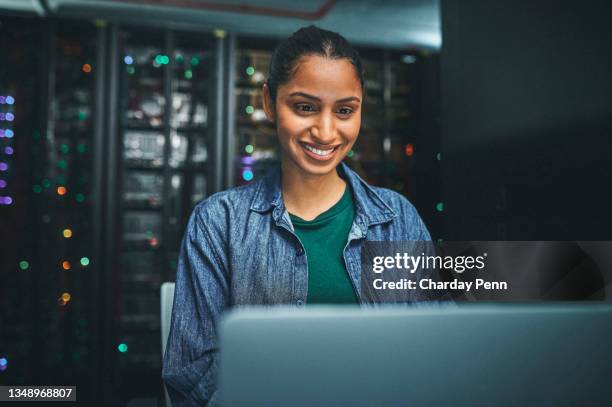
250,161,397,228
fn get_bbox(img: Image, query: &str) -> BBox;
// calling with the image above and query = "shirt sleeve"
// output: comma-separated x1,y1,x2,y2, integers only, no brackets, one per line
162,206,229,406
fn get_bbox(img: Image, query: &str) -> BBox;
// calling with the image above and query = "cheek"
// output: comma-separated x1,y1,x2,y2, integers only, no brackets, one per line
339,116,362,142
276,109,310,139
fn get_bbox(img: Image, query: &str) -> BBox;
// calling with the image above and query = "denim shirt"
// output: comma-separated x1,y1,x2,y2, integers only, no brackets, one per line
162,162,434,406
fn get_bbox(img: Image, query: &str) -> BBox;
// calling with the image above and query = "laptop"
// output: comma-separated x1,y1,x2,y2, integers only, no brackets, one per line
218,303,612,407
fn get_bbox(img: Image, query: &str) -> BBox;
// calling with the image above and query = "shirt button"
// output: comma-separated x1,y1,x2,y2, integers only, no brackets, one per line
296,247,304,256
296,299,305,307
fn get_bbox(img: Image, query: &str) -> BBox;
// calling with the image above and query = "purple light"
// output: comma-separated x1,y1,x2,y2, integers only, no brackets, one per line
5,130,13,138
4,147,13,155
5,113,14,122
0,196,12,205
240,156,255,165
0,129,4,137
0,113,4,121
0,97,4,104
0,163,7,171
6,96,15,105
0,180,6,188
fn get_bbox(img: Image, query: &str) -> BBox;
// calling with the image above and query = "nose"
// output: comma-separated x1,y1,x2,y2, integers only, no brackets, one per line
310,111,336,145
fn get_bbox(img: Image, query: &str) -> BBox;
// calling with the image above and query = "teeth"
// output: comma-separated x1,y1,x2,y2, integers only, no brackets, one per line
303,144,334,156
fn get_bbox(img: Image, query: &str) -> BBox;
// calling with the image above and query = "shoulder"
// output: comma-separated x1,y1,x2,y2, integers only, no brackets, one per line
190,180,260,233
366,185,431,240
368,185,419,217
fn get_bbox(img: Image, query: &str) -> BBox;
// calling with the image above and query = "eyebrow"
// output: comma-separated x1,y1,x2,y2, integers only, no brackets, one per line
287,92,360,104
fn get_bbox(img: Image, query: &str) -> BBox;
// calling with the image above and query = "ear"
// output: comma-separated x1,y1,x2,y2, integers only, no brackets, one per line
262,82,275,122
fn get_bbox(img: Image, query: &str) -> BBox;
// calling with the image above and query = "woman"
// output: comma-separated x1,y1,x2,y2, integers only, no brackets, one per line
162,25,436,406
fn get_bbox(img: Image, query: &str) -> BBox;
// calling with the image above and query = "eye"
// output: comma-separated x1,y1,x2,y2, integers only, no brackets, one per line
337,107,354,116
294,103,316,113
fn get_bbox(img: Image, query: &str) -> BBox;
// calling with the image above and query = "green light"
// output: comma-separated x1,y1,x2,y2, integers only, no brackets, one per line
184,70,193,79
78,111,87,121
58,160,68,170
77,144,86,153
161,55,170,65
60,144,69,154
176,54,184,63
42,179,51,188
437,238,444,245
76,193,85,203
19,261,29,270
33,185,42,193
118,343,128,353
127,66,135,75
190,57,199,66
245,105,254,114
80,257,90,266
246,66,255,76
347,150,354,158
244,144,254,154
436,152,441,161
155,55,163,64
436,202,444,212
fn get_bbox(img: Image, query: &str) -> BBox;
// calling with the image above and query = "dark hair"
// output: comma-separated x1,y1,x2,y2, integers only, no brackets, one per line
267,25,365,105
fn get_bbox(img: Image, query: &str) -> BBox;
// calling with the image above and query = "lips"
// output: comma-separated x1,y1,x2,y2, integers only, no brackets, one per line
300,142,340,162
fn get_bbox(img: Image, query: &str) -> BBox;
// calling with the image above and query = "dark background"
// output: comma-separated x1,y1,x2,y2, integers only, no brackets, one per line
440,0,612,240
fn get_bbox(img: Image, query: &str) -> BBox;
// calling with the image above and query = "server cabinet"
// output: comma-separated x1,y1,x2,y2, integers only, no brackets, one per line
233,37,278,186
0,18,100,406
112,27,216,404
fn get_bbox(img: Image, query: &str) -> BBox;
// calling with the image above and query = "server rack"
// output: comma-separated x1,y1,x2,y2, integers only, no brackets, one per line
111,27,217,404
233,37,278,186
0,18,101,406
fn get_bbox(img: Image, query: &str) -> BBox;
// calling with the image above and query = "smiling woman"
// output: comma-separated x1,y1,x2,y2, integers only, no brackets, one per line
162,25,438,406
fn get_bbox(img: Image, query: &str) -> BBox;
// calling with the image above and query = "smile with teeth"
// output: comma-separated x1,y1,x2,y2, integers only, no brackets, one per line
301,143,338,156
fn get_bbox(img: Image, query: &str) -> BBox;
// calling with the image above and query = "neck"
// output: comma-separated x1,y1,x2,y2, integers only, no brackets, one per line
281,159,347,221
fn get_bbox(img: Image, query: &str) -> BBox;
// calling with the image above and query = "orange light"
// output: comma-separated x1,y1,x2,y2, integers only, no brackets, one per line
404,143,414,157
62,261,71,270
62,292,71,302
57,186,67,196
82,64,92,73
63,229,73,238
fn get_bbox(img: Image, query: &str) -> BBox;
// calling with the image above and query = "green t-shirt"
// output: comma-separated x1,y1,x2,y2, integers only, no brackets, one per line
289,184,359,304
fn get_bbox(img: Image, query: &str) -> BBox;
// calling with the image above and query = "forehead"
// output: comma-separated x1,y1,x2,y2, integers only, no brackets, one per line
282,55,362,98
